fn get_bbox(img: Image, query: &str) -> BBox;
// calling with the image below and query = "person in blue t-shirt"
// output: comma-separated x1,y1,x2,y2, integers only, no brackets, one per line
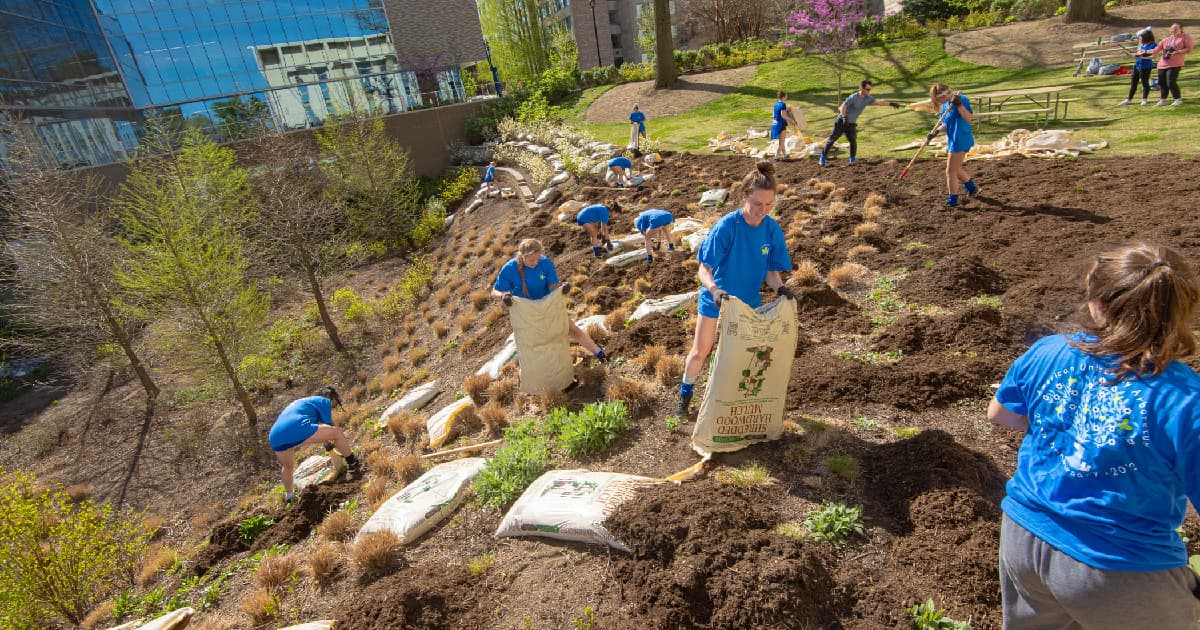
635,208,675,263
819,79,902,166
577,201,615,258
483,161,497,196
675,161,794,417
928,83,979,208
629,105,647,150
269,387,361,504
989,242,1200,630
607,155,635,187
492,238,608,363
1120,28,1158,105
770,90,802,161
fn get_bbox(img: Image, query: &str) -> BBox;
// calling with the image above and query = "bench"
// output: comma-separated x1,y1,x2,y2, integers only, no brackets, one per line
975,107,1053,127
1055,98,1082,119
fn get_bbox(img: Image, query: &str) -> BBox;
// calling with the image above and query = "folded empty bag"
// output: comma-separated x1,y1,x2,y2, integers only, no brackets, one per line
510,290,574,394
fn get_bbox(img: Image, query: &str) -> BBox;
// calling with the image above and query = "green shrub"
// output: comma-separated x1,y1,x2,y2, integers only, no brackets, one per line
517,90,566,125
803,501,865,548
903,0,969,23
434,166,481,206
474,419,551,509
557,401,630,457
411,199,446,248
1010,0,1057,19
237,514,275,544
0,468,151,627
618,62,655,82
236,355,282,393
374,258,434,321
330,287,372,322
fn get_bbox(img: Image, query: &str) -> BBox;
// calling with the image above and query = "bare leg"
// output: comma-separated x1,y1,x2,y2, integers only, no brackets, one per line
583,223,600,247
683,315,719,381
948,152,970,192
276,448,297,495
569,321,601,355
775,129,788,159
303,424,352,455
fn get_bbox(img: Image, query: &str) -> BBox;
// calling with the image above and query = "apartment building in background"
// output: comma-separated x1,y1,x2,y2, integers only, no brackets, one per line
1,0,487,169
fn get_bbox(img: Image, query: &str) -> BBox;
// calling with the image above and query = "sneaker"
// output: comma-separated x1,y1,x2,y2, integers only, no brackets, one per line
818,154,827,167
946,194,959,208
1154,100,1168,107
1118,99,1131,106
1141,99,1149,106
674,394,692,418
1172,99,1184,106
667,243,675,252
963,180,980,196
848,157,856,165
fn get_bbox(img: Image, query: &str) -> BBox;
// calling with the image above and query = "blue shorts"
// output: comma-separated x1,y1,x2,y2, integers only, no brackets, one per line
697,288,721,318
770,120,787,140
483,174,493,182
948,139,975,154
269,415,323,452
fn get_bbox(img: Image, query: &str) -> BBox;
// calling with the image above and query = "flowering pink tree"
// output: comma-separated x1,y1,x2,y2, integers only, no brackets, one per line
786,0,867,104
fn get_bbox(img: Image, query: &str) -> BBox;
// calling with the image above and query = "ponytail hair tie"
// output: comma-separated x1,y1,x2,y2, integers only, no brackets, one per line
1144,260,1168,278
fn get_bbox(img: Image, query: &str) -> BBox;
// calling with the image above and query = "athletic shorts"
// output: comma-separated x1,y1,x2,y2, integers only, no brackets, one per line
483,175,493,182
947,139,975,154
269,414,323,452
697,288,721,319
770,120,787,140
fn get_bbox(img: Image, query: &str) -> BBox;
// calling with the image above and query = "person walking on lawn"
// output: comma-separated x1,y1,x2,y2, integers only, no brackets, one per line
928,82,979,208
577,201,615,258
1120,28,1157,106
819,79,902,166
675,161,794,418
635,208,676,263
1151,23,1193,106
989,242,1200,630
269,387,361,505
770,90,802,161
492,238,609,363
629,105,647,151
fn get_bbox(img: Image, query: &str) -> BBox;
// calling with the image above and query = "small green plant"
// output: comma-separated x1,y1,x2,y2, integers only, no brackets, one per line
773,521,807,541
715,461,773,487
803,502,865,549
557,401,630,457
669,188,682,197
908,598,973,629
850,414,880,432
826,454,858,480
466,552,495,576
839,350,904,365
894,427,922,438
572,605,597,630
902,241,929,249
475,419,551,509
970,295,1003,310
440,341,459,356
664,415,683,432
237,514,275,544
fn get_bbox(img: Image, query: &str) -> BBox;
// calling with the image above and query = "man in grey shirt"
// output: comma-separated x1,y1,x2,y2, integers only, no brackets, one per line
819,79,901,166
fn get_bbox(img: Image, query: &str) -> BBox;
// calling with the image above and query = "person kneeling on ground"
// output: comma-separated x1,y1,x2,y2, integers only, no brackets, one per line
676,161,794,417
635,208,676,263
607,155,635,187
928,82,979,208
819,79,901,166
269,387,361,505
491,238,609,364
577,200,615,258
990,242,1200,630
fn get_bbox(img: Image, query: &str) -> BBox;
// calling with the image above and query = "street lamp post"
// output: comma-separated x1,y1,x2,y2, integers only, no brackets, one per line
588,0,601,68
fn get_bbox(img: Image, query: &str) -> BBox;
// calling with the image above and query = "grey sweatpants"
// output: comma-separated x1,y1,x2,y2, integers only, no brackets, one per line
1000,514,1200,629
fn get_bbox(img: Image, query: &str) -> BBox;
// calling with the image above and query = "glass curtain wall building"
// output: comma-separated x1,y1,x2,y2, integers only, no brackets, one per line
1,0,471,169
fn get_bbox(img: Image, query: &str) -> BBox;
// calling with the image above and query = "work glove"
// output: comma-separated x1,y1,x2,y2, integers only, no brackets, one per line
951,93,963,107
501,292,513,307
776,286,795,300
667,243,675,252
889,102,901,109
711,288,729,307
926,130,939,142
604,238,614,251
646,254,654,263
559,281,572,295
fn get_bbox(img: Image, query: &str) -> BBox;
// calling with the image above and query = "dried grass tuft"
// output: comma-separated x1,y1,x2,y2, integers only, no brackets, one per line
655,355,685,388
585,323,609,346
364,478,392,508
634,345,666,375
607,377,656,415
137,543,178,586
633,278,651,295
409,347,429,366
463,373,492,405
80,601,114,629
483,306,505,328
813,181,836,195
820,234,839,247
353,530,403,579
846,244,878,260
469,290,491,311
793,260,821,286
383,354,403,373
432,322,450,339
604,307,630,331
318,509,356,542
478,402,509,437
239,589,279,626
253,553,299,591
486,378,519,406
826,200,849,215
863,192,886,220
65,483,91,503
828,262,869,289
308,541,342,587
457,313,475,331
435,287,452,306
391,454,424,484
539,389,571,413
853,222,879,237
576,365,608,389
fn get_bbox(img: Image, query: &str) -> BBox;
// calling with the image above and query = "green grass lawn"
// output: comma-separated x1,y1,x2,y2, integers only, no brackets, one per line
569,38,1200,158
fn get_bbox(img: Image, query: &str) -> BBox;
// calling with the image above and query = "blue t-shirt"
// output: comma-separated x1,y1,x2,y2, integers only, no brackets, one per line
630,110,646,132
941,95,974,153
636,209,674,233
576,204,610,226
493,256,558,300
484,165,495,182
268,396,333,451
840,92,877,124
996,333,1200,571
608,157,632,170
695,209,791,317
773,100,788,125
1136,41,1156,70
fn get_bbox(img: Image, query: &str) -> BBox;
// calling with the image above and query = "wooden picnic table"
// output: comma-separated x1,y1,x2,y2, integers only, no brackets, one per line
972,84,1075,125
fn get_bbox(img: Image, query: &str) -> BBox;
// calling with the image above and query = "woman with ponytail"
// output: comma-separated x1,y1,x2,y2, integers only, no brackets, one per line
990,242,1200,629
675,160,793,417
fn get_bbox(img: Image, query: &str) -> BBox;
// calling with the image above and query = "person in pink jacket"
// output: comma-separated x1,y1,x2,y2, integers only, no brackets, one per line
1152,23,1194,106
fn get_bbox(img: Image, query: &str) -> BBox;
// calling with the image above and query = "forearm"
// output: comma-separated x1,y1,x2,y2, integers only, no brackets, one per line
987,398,1029,432
765,271,784,291
491,287,507,299
958,104,972,123
698,264,717,292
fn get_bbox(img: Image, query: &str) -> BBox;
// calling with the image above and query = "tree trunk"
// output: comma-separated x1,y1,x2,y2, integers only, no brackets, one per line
305,261,346,353
211,333,259,437
654,0,677,89
1063,0,1105,23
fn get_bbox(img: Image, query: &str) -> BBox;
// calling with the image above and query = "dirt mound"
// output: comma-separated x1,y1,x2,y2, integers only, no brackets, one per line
789,352,997,410
861,430,1006,533
190,515,256,576
249,478,361,553
793,284,873,335
648,257,701,294
605,480,846,629
899,254,1006,305
337,563,489,629
605,312,693,358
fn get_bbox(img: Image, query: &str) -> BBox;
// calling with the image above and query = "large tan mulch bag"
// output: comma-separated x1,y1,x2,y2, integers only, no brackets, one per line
510,290,574,394
495,469,656,551
105,608,193,630
356,457,487,545
692,296,799,457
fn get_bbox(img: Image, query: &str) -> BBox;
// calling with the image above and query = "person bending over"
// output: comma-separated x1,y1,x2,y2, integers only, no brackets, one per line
819,79,901,166
635,208,676,263
269,387,360,505
607,155,635,187
577,201,615,258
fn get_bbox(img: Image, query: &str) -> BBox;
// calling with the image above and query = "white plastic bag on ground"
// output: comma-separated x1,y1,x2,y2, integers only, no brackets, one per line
294,455,332,491
575,314,608,334
628,175,646,186
477,339,517,379
684,228,711,251
630,291,699,321
608,232,644,254
692,296,798,456
495,470,655,551
427,398,475,449
536,188,559,205
465,198,484,214
605,250,646,267
699,188,728,206
671,218,704,235
378,380,441,428
510,290,574,394
604,169,616,183
105,608,194,630
357,458,487,545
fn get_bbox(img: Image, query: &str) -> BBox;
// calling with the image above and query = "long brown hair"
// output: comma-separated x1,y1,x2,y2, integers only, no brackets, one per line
739,160,777,198
1071,242,1199,381
929,82,951,103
